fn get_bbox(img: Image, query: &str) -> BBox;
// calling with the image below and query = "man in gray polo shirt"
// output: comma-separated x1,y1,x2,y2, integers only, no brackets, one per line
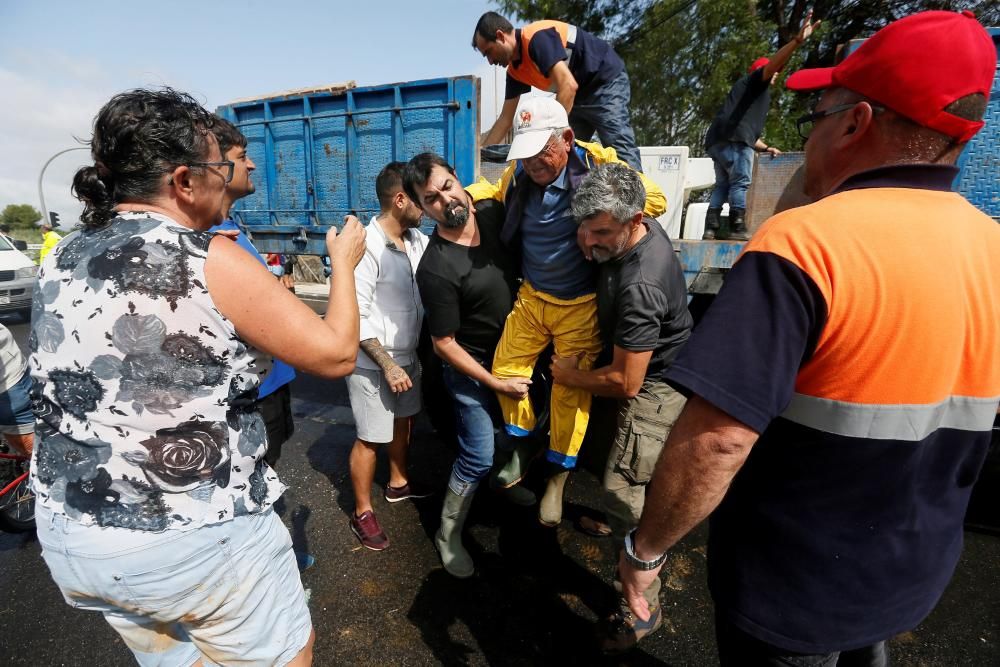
347,162,431,551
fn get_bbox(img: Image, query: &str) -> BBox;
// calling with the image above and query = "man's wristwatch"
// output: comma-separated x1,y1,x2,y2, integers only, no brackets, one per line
624,528,667,570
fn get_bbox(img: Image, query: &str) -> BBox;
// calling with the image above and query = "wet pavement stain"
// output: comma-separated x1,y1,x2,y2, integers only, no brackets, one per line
664,553,694,591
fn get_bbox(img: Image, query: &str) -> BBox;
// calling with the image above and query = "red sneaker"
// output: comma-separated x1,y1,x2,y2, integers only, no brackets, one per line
384,481,434,503
349,510,389,551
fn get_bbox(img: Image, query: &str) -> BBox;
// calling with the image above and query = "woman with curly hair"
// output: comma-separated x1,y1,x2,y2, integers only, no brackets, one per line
30,87,365,667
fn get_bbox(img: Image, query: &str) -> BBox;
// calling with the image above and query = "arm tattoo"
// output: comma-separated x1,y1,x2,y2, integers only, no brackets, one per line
360,338,397,372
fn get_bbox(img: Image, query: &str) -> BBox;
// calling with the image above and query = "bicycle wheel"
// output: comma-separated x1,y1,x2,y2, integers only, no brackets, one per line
0,467,35,532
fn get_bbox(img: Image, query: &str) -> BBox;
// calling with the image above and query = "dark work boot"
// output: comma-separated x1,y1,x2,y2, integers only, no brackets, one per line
729,208,750,241
702,207,723,240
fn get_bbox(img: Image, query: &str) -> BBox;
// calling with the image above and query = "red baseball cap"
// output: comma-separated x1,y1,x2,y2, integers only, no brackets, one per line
786,10,996,142
749,57,770,73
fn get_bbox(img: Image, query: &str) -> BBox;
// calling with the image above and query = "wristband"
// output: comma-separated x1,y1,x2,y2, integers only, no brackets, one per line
624,528,667,571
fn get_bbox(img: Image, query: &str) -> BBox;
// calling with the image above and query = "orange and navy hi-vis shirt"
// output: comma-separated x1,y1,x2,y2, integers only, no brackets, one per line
665,164,1000,654
504,21,623,100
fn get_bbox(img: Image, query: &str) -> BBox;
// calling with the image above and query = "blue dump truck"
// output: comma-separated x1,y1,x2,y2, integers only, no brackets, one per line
215,28,999,280
216,77,479,255
216,28,999,530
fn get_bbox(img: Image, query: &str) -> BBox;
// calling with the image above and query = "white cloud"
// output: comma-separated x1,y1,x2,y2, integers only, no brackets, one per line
0,50,115,227
1,50,527,228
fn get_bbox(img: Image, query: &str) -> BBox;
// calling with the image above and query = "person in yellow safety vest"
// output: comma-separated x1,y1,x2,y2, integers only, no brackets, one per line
473,11,644,172
466,96,665,529
38,223,62,263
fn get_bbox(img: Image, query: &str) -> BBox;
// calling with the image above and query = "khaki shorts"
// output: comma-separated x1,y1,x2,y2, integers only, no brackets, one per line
346,362,422,443
603,379,687,539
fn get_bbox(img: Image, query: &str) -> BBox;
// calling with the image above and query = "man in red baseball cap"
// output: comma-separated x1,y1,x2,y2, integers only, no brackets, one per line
620,10,999,665
702,12,820,240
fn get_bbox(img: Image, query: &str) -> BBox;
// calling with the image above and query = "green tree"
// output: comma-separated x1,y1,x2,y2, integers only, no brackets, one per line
494,0,999,153
0,204,42,229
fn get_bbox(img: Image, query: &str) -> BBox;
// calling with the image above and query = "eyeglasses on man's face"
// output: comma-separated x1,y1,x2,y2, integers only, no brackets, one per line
190,160,236,184
795,102,885,141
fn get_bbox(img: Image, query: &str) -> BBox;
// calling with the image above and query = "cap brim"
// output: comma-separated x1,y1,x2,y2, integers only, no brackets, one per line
506,130,551,161
785,67,835,92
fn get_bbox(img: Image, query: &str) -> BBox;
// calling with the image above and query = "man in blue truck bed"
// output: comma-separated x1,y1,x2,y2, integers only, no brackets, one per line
473,11,644,171
620,10,1000,665
702,11,820,240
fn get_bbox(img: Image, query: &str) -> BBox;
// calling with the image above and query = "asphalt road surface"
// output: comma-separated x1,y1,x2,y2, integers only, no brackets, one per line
1,312,997,666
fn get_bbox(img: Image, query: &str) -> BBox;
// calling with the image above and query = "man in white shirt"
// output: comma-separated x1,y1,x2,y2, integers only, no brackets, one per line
347,162,432,551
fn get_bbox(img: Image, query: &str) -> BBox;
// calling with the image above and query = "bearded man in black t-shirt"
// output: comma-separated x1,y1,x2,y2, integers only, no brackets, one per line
403,153,530,580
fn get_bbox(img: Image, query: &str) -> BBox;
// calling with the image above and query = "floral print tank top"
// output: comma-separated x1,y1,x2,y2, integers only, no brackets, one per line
29,212,284,531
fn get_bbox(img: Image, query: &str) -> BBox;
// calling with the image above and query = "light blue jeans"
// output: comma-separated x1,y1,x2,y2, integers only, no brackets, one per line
708,141,756,210
36,503,312,667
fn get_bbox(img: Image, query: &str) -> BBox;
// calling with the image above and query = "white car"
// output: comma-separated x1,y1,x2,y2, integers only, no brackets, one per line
0,235,36,318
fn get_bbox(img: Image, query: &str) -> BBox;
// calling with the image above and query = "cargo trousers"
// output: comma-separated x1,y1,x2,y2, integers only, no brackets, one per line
492,282,603,469
606,378,687,607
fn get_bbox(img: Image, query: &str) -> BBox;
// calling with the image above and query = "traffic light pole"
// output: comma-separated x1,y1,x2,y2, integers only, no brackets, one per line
37,147,88,227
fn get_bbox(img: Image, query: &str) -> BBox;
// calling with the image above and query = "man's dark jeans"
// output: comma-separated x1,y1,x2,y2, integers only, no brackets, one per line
716,612,889,667
570,70,643,172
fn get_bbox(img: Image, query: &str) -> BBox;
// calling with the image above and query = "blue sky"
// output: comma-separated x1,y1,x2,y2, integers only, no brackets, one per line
0,0,509,225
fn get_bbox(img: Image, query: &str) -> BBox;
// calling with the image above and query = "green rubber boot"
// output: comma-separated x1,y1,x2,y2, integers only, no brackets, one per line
539,469,571,527
494,438,540,488
490,447,538,506
435,488,475,578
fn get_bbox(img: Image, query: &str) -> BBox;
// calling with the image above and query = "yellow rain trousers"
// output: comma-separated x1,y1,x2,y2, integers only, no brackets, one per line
492,282,603,469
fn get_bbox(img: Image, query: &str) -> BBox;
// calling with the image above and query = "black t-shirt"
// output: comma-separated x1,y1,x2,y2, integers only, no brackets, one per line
505,25,625,99
596,220,692,378
416,199,518,365
704,67,771,149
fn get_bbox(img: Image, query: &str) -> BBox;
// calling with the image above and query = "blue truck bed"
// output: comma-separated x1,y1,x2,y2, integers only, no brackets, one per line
216,76,479,256
219,27,996,270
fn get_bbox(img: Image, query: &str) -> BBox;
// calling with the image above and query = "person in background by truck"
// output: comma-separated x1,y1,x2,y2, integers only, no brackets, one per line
620,10,999,665
346,162,433,552
37,222,62,263
702,11,820,240
405,153,526,578
266,252,295,290
208,118,298,470
473,11,644,171
467,96,665,530
549,163,692,654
